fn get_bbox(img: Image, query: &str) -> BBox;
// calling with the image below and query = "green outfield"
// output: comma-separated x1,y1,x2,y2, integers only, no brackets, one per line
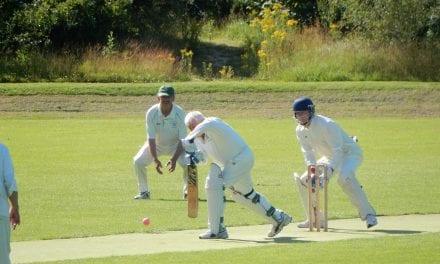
0,81,439,263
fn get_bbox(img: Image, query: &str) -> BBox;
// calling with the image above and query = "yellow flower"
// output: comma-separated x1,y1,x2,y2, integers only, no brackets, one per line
273,3,283,10
272,30,286,40
330,23,337,31
261,40,268,47
287,19,298,26
257,49,266,58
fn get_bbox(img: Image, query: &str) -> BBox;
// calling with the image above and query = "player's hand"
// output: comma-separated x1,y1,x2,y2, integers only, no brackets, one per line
185,151,200,165
166,159,177,172
320,165,333,180
311,174,325,190
181,139,196,153
154,159,163,174
9,206,20,230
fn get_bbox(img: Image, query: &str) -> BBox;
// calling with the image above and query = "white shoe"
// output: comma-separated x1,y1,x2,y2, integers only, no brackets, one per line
366,214,378,228
134,191,150,200
199,227,228,239
268,212,292,237
297,220,325,228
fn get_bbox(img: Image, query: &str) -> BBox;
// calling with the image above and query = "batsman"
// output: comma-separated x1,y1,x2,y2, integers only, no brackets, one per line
292,97,378,229
182,111,292,239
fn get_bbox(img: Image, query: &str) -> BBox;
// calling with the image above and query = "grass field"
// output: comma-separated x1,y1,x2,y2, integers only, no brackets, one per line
1,81,439,263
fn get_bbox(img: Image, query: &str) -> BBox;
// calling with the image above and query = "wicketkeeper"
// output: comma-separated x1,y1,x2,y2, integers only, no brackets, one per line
292,97,378,229
182,111,292,239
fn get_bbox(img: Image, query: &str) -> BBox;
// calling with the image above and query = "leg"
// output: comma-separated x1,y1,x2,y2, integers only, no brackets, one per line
0,216,11,264
199,163,228,239
294,171,324,228
133,142,153,198
224,147,291,237
177,152,189,198
230,176,292,237
337,156,377,227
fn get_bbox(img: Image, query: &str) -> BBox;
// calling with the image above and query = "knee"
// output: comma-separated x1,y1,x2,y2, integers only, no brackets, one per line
133,156,143,167
205,163,223,191
338,174,354,188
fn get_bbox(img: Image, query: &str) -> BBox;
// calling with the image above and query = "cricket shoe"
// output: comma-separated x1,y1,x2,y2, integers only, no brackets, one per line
268,212,292,237
199,227,228,239
297,220,325,229
134,191,150,200
366,214,378,228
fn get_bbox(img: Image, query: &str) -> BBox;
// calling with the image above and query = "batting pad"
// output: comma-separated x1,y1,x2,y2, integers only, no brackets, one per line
231,191,278,225
205,164,225,234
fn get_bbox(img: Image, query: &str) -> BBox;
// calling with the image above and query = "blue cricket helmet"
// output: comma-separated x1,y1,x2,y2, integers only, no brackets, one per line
292,97,315,113
292,97,315,125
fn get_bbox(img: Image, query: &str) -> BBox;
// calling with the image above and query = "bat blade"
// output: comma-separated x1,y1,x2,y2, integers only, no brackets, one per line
187,164,198,218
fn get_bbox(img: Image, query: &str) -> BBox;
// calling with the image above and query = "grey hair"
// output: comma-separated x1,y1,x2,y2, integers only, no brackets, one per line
185,111,205,127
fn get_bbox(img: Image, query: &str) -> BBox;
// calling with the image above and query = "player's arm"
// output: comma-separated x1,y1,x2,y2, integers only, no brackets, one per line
2,145,20,229
296,130,316,166
167,113,188,172
167,141,183,172
323,122,344,171
146,109,163,174
148,138,163,174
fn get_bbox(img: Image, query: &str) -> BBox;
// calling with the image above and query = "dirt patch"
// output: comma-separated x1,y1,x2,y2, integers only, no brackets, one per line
0,89,439,118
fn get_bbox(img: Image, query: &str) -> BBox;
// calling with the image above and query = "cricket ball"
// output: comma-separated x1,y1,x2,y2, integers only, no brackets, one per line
142,217,150,226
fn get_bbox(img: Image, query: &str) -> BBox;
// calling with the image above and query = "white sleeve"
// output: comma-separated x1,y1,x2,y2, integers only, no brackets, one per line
185,120,211,141
296,130,316,166
194,139,208,165
146,108,156,139
324,122,344,169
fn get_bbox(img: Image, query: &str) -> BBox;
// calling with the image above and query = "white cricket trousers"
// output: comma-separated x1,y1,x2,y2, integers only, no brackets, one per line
133,142,188,194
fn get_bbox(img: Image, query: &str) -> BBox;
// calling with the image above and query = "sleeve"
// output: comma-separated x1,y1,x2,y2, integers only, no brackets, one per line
324,122,344,169
146,108,156,139
177,110,188,140
296,130,316,166
1,145,17,196
193,138,208,165
185,120,211,141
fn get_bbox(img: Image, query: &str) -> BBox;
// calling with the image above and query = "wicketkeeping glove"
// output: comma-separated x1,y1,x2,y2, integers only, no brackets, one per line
311,173,324,190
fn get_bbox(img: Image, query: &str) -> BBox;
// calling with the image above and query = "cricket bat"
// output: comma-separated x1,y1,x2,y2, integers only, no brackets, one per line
187,162,198,218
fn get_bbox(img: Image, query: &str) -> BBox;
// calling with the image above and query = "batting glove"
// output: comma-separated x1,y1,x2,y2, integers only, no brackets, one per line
185,151,199,165
181,138,196,153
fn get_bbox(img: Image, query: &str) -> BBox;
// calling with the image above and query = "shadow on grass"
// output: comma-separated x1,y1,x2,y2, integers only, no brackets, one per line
372,229,424,235
225,236,302,244
327,228,423,235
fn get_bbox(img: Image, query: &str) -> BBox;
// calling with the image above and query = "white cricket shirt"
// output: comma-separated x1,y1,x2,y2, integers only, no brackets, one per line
186,117,248,167
0,144,17,218
296,115,362,170
146,104,187,149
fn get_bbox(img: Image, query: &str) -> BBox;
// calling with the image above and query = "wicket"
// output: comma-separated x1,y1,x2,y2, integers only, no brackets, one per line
307,164,329,232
